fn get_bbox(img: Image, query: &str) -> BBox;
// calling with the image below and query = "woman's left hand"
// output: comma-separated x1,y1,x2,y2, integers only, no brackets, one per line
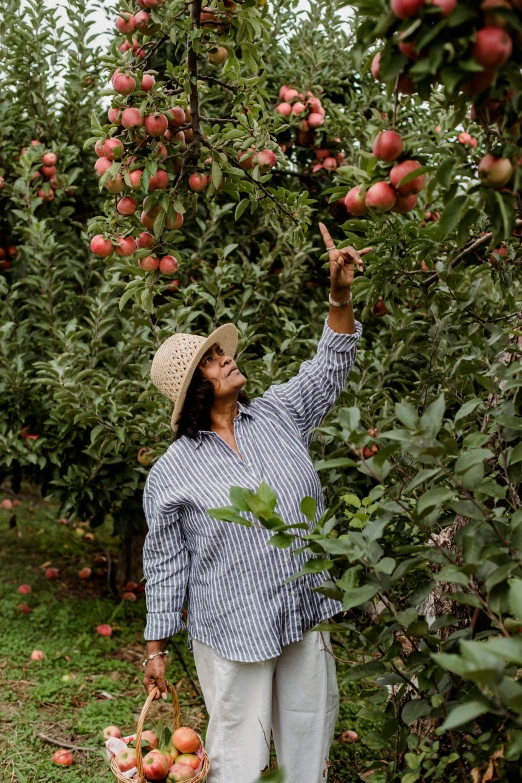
319,222,372,300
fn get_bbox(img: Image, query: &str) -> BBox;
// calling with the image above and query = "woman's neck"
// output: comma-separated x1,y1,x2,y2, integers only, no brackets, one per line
209,396,240,433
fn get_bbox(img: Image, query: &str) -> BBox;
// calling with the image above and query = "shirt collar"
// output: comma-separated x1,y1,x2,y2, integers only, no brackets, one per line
189,401,254,449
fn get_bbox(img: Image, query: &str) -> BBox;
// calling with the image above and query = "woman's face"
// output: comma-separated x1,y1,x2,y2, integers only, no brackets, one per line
198,343,246,398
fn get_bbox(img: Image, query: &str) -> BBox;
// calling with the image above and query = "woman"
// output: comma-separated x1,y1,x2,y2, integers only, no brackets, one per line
142,224,368,783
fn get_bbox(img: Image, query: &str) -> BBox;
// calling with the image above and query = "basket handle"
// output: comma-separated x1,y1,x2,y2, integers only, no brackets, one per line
135,681,180,779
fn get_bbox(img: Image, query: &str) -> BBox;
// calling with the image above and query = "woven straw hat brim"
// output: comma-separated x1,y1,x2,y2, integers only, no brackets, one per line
169,323,239,432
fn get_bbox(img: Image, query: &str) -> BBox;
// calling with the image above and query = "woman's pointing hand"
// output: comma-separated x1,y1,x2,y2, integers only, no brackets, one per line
319,222,372,298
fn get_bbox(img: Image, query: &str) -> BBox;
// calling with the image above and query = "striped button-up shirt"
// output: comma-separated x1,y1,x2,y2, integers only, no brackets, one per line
143,317,363,662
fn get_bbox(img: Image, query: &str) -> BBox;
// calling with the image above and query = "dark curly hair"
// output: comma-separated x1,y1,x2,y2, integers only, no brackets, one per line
173,366,251,441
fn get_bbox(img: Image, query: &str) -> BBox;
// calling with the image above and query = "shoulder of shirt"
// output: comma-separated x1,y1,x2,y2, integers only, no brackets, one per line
144,438,193,496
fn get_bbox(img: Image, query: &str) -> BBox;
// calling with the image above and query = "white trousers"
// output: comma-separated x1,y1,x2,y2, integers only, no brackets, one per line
192,630,339,783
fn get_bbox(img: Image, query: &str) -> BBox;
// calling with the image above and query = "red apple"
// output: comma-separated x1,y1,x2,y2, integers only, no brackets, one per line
90,235,113,258
122,108,144,130
117,197,138,216
167,107,186,127
116,13,135,33
392,193,418,213
123,591,137,601
159,255,179,275
96,624,112,637
134,10,153,32
53,749,74,766
103,726,122,739
42,152,57,165
291,101,306,115
478,154,513,187
45,567,59,580
189,173,208,191
137,231,154,249
276,102,292,116
114,748,137,772
307,112,324,129
322,157,338,170
365,181,397,212
18,584,32,594
344,187,367,216
257,149,277,172
145,113,168,137
142,750,170,781
18,603,32,614
176,754,200,771
432,0,456,15
165,212,184,230
103,138,124,161
113,73,136,96
108,107,121,124
172,727,200,754
125,581,139,592
149,170,169,191
390,0,425,19
473,27,512,69
390,160,425,194
94,157,111,177
139,255,160,271
141,730,159,750
167,763,194,782
104,173,124,193
141,74,156,92
238,148,256,170
78,567,91,580
372,130,404,162
371,52,382,80
31,649,45,661
115,236,137,257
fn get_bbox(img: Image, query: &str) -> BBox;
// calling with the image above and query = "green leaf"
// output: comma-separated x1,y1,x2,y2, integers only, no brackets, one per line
314,458,358,471
343,659,386,682
301,557,333,574
207,506,252,527
437,701,488,732
455,398,483,422
234,198,249,220
343,583,379,610
440,195,468,238
269,532,294,549
300,496,317,522
211,159,222,189
420,394,445,437
395,402,418,429
417,487,454,515
342,494,361,508
509,578,522,620
402,699,431,725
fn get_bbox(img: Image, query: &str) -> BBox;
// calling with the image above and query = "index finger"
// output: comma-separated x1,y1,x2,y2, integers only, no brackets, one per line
319,222,335,250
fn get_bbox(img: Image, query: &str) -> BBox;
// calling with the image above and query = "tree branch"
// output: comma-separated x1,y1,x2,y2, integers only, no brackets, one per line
187,0,203,160
38,734,98,752
422,219,522,289
197,74,241,93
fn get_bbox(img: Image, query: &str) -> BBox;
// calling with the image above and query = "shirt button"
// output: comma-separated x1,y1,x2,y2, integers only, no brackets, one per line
284,555,289,563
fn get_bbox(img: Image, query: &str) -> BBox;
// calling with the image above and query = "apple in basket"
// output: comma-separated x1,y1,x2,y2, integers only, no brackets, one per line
114,748,137,772
140,729,159,750
142,750,170,781
167,763,194,783
172,727,200,754
176,754,200,771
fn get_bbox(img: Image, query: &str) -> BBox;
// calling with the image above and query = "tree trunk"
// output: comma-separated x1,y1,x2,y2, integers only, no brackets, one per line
113,494,148,589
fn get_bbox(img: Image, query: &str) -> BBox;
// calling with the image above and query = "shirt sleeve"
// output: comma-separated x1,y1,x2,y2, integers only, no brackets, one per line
263,317,363,445
142,490,190,641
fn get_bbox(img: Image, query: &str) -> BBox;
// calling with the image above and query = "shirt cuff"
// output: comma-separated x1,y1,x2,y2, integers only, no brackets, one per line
321,317,363,351
144,611,186,641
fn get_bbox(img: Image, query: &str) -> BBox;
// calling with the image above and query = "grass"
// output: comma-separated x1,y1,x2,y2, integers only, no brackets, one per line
0,486,379,783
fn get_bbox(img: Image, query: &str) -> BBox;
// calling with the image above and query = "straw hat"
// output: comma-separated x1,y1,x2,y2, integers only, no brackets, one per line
150,323,239,431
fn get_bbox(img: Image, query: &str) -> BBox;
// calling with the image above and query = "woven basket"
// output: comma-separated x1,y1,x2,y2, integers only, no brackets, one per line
110,682,210,783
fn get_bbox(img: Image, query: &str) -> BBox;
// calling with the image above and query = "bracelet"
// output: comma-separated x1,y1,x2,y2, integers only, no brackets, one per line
142,650,169,667
329,291,352,308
